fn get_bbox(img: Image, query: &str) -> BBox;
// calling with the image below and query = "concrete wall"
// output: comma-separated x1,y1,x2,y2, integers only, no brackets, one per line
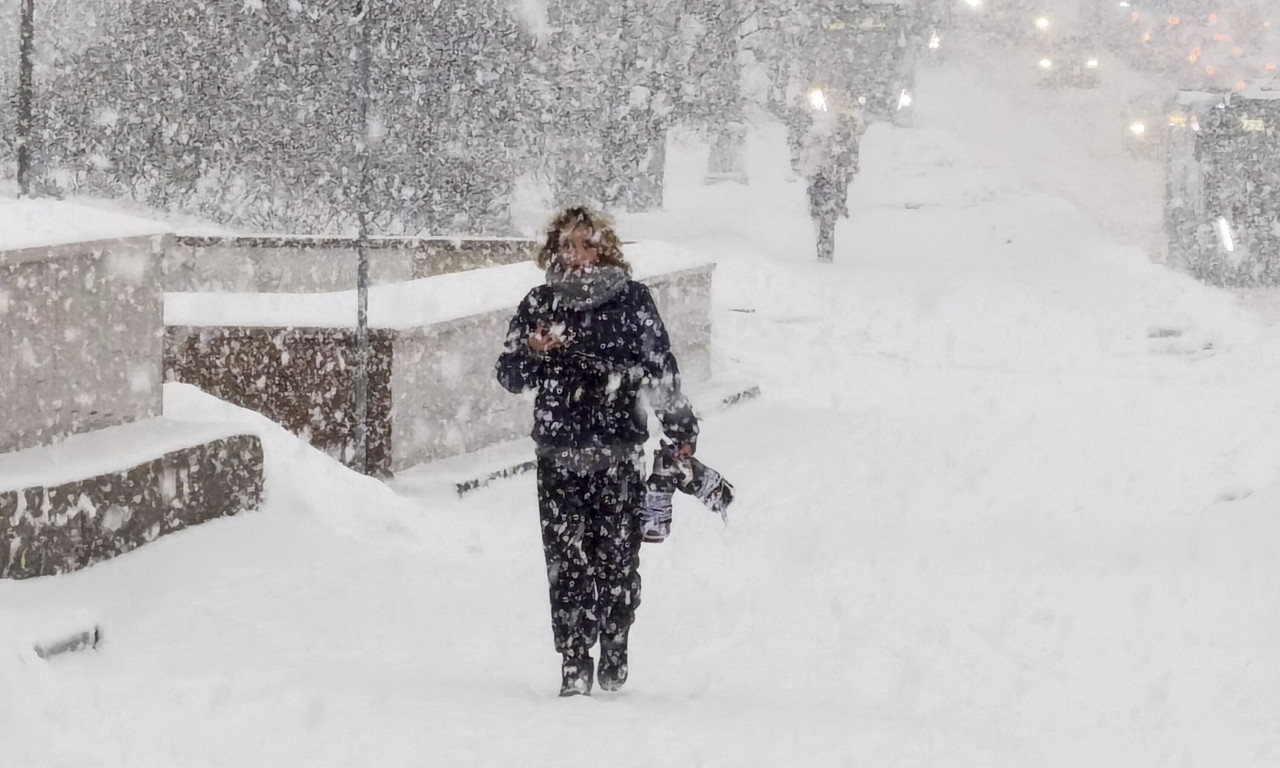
166,235,535,293
412,239,535,278
0,235,166,454
389,308,526,469
647,267,713,383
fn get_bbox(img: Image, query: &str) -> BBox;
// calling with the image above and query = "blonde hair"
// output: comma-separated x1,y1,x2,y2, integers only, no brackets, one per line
536,206,631,274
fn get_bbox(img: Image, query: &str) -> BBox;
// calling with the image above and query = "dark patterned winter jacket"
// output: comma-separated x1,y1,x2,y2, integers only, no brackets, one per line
496,280,698,455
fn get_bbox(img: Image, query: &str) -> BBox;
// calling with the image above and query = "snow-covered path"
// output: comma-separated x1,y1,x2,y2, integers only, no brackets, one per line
3,62,1279,767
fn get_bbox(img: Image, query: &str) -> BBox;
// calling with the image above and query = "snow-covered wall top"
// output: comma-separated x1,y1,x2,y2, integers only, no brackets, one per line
0,417,248,493
0,199,171,254
165,241,712,330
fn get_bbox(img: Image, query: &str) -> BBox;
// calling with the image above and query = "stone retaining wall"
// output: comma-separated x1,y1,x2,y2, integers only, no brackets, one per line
165,327,397,475
0,434,263,580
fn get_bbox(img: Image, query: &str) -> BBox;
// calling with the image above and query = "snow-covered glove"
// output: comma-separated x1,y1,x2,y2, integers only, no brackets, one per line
687,458,734,524
655,442,734,527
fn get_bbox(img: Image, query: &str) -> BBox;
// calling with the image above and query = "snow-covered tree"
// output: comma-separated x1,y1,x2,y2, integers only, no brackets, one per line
9,0,761,226
28,0,537,235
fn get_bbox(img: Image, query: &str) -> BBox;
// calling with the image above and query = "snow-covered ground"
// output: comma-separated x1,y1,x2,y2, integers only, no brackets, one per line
3,60,1279,767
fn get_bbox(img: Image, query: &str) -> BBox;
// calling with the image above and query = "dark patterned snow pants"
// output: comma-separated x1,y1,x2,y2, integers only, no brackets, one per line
536,455,645,655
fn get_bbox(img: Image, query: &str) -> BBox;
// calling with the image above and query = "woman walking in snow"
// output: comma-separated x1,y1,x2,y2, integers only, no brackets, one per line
496,206,699,696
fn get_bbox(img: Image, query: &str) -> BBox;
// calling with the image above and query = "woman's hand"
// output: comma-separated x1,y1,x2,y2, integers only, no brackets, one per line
528,327,565,353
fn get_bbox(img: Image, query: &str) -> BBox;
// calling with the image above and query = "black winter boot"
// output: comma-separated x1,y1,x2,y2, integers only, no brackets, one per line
560,650,594,697
597,633,629,692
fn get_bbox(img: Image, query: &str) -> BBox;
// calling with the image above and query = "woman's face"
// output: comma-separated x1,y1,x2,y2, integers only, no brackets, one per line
559,225,601,271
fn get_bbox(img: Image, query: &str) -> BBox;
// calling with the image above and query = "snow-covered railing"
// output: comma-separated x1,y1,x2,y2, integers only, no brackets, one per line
165,234,536,293
164,242,714,474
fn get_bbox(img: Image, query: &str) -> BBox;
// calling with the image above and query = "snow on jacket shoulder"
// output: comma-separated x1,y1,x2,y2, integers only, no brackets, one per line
495,280,699,451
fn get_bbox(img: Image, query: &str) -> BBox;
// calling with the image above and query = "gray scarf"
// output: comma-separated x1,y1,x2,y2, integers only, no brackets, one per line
545,262,630,310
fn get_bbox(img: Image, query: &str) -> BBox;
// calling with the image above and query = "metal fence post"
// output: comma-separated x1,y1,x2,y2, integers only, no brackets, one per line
352,0,374,474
